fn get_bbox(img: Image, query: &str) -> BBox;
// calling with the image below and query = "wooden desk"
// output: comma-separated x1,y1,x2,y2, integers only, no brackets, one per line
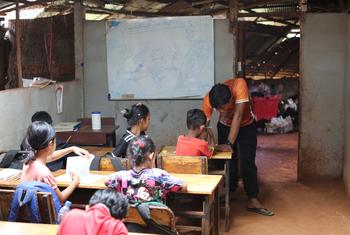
0,221,157,235
0,170,222,235
83,146,114,156
160,145,231,159
160,145,232,232
56,125,119,147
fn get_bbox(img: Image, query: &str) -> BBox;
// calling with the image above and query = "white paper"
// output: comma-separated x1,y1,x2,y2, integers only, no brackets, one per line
55,84,64,114
66,156,94,178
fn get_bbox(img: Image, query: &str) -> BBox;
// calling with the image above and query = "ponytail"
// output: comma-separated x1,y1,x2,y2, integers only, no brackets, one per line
23,121,56,164
121,103,149,127
126,135,155,167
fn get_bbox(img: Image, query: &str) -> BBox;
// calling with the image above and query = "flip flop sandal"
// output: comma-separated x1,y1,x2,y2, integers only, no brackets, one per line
247,207,274,216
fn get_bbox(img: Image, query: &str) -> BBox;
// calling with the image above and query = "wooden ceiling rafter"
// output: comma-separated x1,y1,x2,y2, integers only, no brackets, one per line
0,1,49,13
268,41,298,79
239,0,295,10
246,10,298,27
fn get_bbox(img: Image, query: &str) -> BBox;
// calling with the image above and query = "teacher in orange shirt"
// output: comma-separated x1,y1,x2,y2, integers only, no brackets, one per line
202,77,273,216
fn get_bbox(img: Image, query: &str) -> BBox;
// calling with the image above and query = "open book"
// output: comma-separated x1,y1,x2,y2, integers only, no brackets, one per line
55,156,106,183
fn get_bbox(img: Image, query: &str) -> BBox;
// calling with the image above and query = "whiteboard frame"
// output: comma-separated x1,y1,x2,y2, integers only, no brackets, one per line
105,16,215,100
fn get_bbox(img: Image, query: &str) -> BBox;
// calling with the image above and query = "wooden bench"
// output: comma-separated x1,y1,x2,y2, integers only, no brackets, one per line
158,146,232,232
157,155,208,175
126,204,177,232
156,154,214,234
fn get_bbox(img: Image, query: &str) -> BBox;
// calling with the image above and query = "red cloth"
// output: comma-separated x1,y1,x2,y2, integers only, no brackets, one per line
175,135,213,158
252,95,281,121
57,204,128,235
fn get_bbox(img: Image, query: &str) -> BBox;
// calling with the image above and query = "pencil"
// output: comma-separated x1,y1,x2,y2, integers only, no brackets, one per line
66,136,72,143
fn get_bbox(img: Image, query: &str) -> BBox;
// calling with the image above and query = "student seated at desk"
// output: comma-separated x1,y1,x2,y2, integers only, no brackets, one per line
106,135,186,204
21,121,80,203
112,103,150,158
57,189,128,235
176,109,231,158
21,111,90,171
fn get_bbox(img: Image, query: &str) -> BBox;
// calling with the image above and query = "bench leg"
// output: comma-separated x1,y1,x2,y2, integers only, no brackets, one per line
215,187,220,235
225,159,231,232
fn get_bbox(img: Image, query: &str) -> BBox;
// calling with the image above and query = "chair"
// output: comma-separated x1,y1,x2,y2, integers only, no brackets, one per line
157,155,211,234
0,189,57,224
125,204,176,232
156,155,208,175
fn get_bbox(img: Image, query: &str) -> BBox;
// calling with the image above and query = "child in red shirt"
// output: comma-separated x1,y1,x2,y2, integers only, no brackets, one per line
57,189,129,235
176,109,230,158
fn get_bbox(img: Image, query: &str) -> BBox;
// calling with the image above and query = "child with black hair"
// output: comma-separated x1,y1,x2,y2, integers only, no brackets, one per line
21,111,91,171
176,109,231,158
57,189,128,235
21,121,80,203
112,103,150,158
106,135,186,204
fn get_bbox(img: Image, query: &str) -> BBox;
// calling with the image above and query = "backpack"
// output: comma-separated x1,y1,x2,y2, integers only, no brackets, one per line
0,150,28,169
89,152,125,171
8,181,61,223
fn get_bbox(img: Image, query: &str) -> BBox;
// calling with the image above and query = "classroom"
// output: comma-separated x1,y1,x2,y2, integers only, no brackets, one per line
0,0,350,234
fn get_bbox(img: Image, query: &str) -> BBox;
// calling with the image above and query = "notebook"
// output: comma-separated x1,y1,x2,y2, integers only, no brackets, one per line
54,122,81,132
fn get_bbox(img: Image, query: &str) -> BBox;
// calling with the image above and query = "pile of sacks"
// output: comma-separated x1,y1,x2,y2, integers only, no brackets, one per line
265,116,293,134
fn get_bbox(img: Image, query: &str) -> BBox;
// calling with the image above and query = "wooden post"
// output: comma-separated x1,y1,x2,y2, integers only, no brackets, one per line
74,1,85,117
15,0,23,87
228,0,238,76
238,22,245,78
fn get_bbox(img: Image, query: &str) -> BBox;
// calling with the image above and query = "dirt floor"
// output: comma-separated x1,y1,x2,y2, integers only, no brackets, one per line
222,132,350,235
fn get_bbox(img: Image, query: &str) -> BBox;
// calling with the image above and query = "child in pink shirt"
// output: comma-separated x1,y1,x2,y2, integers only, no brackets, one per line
21,121,80,203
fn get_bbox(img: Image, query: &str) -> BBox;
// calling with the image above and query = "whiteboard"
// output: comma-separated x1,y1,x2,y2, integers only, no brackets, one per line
106,16,214,100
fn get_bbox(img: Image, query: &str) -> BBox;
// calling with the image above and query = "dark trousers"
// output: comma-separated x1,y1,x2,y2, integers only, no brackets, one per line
217,122,259,199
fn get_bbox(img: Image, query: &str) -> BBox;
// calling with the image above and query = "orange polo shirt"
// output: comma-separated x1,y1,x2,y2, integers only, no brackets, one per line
202,78,253,127
176,135,213,158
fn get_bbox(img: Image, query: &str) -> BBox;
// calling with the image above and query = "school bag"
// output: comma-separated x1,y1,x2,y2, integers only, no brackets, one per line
0,150,28,169
89,152,125,171
8,181,61,223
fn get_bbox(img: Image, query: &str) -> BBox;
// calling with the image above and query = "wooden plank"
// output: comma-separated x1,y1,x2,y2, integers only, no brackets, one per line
160,145,232,160
126,205,176,230
157,155,208,174
83,146,114,156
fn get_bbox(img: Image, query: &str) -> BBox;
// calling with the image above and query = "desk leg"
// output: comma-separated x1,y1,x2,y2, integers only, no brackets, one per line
215,187,220,235
225,159,231,232
202,196,210,235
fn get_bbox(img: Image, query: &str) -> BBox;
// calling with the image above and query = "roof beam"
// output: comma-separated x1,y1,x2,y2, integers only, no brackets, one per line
269,43,298,79
0,1,49,13
246,10,298,27
238,11,300,18
240,0,292,10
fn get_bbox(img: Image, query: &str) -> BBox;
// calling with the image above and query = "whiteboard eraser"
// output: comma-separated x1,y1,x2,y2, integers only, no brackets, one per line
121,94,135,99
